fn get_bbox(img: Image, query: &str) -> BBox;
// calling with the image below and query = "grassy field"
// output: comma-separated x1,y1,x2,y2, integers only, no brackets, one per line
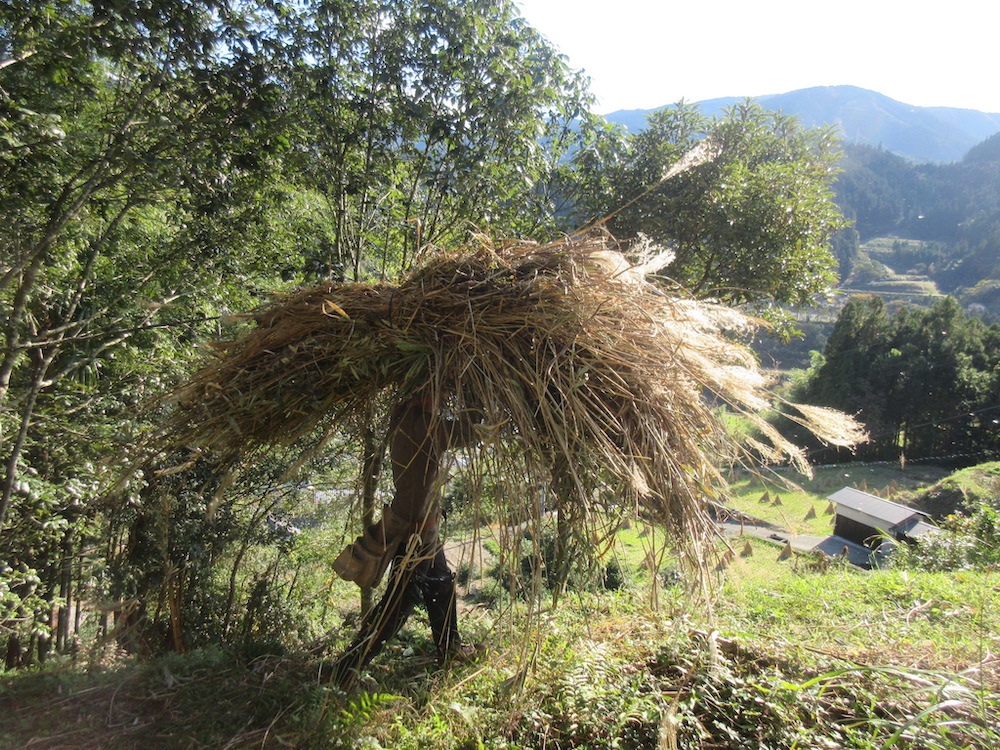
2,464,996,750
842,238,945,303
4,555,994,749
723,463,950,536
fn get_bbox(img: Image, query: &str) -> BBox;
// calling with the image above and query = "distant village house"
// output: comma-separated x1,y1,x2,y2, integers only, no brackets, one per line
827,487,937,548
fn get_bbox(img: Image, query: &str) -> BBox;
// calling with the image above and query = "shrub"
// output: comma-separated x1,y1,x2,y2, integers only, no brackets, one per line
892,502,1000,571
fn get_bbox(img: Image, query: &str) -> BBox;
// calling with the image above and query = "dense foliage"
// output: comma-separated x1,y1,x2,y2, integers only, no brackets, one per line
576,101,845,309
891,462,1000,570
893,500,1000,571
787,294,1000,465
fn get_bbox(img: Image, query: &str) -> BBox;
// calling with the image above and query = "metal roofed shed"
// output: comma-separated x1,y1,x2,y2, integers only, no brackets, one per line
828,487,936,547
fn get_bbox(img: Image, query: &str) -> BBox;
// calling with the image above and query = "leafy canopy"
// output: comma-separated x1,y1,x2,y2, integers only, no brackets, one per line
575,101,845,309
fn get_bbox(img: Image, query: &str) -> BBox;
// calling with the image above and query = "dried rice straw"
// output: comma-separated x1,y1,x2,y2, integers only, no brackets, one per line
148,232,865,582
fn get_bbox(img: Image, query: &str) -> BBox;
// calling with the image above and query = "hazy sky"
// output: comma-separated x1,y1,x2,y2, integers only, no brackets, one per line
515,0,998,114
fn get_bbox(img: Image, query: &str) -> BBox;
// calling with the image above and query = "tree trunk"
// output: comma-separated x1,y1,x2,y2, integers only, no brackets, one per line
56,528,75,653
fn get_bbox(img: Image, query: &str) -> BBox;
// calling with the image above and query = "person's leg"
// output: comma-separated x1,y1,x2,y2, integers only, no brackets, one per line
332,507,411,589
332,545,429,689
417,545,461,659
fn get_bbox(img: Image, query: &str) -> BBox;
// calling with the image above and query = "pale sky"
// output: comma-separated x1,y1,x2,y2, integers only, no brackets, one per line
515,0,999,114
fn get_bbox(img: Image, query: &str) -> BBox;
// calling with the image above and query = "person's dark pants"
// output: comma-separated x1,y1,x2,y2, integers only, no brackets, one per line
333,541,459,689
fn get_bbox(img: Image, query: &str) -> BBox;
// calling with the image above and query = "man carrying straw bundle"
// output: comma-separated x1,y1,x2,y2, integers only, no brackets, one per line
330,394,481,689
146,232,864,688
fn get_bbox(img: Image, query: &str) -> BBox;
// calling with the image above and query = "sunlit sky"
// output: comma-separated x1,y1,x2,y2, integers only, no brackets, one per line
515,0,999,115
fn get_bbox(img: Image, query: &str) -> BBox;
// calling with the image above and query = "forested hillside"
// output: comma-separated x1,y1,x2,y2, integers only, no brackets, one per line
784,295,1000,466
834,136,1000,310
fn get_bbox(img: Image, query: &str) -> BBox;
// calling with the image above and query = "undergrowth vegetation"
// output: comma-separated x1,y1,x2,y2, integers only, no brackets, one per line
3,494,997,749
3,581,996,749
3,464,998,748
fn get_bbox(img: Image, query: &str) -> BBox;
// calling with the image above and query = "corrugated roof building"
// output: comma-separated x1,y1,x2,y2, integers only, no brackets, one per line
827,487,936,547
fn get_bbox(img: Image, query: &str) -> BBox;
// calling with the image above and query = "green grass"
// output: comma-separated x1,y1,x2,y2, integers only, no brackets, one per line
726,474,836,535
720,542,998,668
3,463,997,750
868,278,941,295
4,557,996,749
907,461,1000,516
723,463,948,537
942,461,1000,497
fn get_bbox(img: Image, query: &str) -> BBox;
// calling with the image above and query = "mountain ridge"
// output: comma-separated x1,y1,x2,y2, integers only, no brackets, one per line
605,85,1000,164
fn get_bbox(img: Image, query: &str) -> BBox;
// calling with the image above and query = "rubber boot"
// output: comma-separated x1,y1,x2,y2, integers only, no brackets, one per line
419,547,461,660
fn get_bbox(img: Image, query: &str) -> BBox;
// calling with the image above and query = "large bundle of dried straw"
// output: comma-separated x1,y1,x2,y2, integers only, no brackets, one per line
154,233,863,570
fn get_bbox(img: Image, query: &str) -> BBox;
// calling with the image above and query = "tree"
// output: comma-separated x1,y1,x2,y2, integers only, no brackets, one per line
0,0,311,664
891,297,994,459
0,0,296,520
794,295,1000,463
282,0,598,279
793,295,900,459
0,0,605,665
574,101,845,309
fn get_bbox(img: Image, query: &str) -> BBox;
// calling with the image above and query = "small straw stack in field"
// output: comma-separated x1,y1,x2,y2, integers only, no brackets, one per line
150,233,864,576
